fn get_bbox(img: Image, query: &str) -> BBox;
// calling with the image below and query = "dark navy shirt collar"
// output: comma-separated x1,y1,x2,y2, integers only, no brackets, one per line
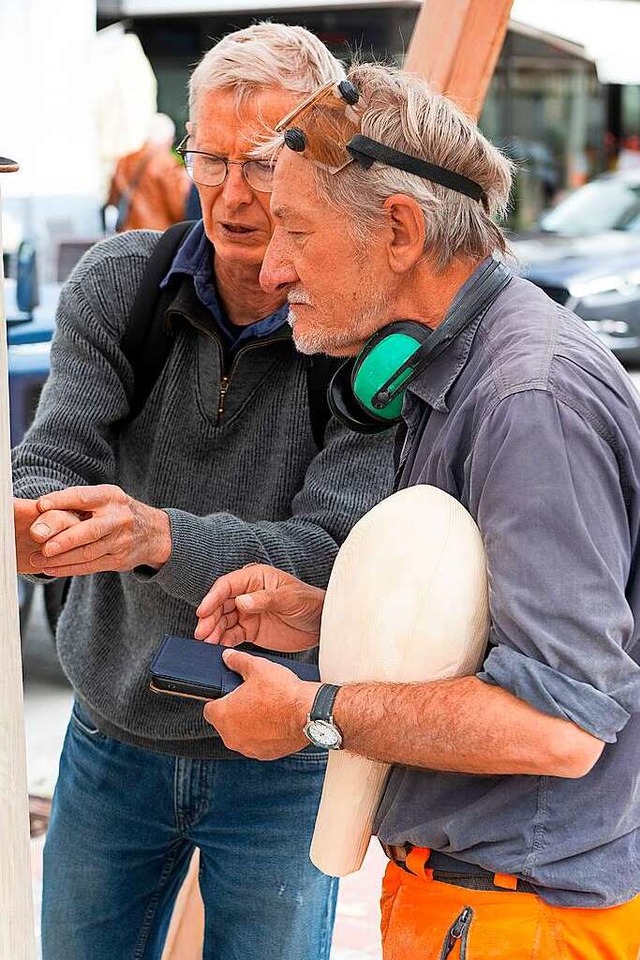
160,220,288,349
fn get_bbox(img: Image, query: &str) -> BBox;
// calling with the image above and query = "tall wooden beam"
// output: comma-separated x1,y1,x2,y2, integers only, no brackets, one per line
161,852,203,960
405,0,514,119
0,156,38,960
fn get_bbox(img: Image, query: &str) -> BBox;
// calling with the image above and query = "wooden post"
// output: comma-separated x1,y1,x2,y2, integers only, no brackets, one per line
405,0,514,119
0,156,38,959
161,852,204,960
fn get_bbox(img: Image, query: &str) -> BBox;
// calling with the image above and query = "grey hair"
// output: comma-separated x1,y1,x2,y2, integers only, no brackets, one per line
313,63,513,271
189,22,345,120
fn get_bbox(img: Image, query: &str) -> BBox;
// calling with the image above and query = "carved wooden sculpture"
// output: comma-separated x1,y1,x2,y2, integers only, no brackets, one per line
310,485,490,876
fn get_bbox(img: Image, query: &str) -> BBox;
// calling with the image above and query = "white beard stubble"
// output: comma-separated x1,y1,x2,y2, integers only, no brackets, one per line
288,287,391,356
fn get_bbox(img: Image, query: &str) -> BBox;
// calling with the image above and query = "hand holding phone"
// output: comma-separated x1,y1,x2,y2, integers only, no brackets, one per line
149,634,320,702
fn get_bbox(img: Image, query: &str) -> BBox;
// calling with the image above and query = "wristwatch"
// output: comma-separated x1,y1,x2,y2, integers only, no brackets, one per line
304,683,343,750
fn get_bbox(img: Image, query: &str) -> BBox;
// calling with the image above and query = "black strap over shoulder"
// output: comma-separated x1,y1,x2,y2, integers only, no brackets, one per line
305,353,343,449
121,220,196,423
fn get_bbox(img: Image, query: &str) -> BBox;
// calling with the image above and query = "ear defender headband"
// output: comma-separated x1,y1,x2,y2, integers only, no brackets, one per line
327,259,512,434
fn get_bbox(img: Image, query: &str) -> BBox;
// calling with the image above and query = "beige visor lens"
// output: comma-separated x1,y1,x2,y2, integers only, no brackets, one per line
276,81,363,173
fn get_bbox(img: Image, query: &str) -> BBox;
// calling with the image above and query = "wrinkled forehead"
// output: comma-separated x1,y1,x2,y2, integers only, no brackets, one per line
270,150,322,224
192,86,300,149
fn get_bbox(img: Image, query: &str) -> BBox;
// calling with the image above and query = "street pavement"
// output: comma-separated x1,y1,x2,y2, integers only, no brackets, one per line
22,588,384,960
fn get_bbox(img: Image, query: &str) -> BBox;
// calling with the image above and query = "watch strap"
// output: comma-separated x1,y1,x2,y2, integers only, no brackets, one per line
310,683,341,721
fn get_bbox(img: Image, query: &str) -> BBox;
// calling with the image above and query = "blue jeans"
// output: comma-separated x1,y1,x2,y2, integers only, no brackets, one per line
42,702,338,960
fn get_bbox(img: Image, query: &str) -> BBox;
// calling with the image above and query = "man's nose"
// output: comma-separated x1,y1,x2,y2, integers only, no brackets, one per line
221,163,253,207
260,233,297,292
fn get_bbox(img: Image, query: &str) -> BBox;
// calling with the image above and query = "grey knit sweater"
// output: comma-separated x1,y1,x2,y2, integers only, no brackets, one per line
13,230,395,758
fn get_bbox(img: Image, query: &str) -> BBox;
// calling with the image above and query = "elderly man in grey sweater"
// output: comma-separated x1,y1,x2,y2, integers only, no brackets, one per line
12,24,394,960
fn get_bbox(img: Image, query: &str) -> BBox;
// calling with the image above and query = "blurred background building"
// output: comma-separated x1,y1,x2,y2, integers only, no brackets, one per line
96,0,640,229
3,0,640,271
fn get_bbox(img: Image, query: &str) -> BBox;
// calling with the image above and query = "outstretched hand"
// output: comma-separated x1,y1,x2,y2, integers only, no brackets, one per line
195,563,326,652
26,484,171,575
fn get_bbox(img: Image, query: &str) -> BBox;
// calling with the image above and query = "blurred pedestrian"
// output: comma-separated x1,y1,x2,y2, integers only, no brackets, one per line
618,134,640,172
107,112,189,231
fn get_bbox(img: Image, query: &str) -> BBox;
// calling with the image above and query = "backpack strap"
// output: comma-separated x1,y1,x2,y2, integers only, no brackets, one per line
121,220,196,422
305,354,343,449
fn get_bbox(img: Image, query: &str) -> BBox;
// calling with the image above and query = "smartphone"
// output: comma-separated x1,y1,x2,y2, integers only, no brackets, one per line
149,634,320,702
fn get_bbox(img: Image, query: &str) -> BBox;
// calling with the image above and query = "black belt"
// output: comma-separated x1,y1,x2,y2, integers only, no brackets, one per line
382,843,537,894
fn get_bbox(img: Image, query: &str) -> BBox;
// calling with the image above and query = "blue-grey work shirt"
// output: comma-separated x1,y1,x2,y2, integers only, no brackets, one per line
374,267,640,908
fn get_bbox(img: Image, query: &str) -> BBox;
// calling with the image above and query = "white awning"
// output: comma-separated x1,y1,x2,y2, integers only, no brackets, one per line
511,0,640,85
113,0,420,13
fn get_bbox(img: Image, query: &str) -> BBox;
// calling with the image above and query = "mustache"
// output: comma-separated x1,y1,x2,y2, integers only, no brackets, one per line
287,287,314,306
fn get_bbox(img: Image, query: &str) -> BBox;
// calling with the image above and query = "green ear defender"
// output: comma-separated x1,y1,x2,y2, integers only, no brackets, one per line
328,259,512,433
351,323,430,422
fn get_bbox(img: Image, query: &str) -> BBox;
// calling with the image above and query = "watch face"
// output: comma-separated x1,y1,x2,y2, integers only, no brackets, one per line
304,719,342,750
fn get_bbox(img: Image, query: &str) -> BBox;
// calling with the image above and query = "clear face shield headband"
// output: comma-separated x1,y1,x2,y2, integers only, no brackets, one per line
274,78,488,208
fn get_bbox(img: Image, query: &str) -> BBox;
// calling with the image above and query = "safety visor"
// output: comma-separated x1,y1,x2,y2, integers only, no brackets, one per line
276,79,488,207
274,79,365,173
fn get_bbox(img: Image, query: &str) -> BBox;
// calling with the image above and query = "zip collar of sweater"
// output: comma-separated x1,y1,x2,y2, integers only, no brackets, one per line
160,219,289,351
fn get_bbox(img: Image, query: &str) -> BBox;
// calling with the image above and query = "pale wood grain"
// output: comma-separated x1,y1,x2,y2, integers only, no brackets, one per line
0,172,38,959
161,851,204,960
311,486,490,877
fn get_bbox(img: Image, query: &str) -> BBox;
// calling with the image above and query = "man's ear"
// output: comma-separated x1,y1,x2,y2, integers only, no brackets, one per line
382,194,425,273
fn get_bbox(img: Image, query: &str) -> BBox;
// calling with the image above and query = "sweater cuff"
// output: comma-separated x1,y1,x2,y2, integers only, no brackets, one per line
13,479,71,501
133,508,224,604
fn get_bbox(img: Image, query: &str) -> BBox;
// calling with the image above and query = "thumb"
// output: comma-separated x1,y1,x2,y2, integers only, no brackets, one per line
235,589,275,614
222,648,254,678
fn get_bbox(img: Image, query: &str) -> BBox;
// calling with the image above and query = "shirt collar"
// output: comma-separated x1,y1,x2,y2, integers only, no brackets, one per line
160,220,288,349
404,257,495,414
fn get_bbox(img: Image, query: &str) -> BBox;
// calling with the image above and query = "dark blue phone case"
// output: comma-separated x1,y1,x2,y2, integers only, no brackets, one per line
149,634,319,700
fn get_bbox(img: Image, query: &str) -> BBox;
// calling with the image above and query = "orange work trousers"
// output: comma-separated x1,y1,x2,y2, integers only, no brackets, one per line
381,861,640,960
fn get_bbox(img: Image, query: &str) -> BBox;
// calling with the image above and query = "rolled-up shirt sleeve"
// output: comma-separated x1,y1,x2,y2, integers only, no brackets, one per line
470,388,640,742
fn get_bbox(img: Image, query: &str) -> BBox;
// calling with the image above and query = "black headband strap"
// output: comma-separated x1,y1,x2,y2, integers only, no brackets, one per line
346,134,486,204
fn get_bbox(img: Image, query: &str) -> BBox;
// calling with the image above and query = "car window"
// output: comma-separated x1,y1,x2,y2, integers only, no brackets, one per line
625,211,640,233
539,179,640,236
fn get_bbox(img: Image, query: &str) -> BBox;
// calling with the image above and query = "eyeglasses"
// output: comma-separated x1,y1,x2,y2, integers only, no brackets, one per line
274,79,364,173
177,136,275,192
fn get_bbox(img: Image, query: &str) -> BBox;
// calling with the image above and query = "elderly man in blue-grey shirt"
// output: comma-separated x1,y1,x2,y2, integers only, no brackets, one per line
194,65,640,959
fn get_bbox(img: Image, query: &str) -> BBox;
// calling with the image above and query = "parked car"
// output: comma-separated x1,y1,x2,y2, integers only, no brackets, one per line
5,246,58,633
511,171,640,364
